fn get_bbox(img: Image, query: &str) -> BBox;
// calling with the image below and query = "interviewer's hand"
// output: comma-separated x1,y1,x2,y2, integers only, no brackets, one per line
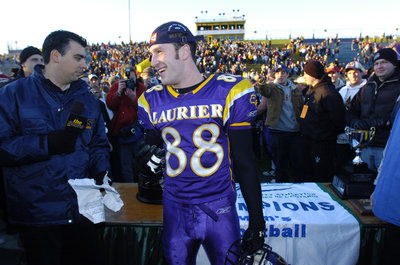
47,130,78,155
93,171,111,186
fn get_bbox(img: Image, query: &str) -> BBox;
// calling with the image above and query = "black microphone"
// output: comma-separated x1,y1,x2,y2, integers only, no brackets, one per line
65,100,88,134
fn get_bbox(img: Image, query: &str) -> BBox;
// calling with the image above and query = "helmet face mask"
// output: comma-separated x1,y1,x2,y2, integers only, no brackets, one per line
136,172,163,204
225,240,289,265
136,145,165,204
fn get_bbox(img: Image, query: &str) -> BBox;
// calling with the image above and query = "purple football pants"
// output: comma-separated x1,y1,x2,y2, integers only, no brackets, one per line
162,192,241,265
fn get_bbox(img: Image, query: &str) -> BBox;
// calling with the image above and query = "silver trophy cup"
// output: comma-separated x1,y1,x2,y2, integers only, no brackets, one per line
345,127,376,165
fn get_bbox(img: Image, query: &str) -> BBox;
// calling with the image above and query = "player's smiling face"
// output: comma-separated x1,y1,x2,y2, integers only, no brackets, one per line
150,43,183,87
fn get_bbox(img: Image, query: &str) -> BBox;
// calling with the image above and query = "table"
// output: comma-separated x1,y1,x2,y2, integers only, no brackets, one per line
321,184,386,265
98,183,386,265
99,183,165,265
104,183,163,224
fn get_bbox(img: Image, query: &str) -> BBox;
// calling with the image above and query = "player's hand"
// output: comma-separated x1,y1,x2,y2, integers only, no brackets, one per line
241,221,265,254
137,143,164,175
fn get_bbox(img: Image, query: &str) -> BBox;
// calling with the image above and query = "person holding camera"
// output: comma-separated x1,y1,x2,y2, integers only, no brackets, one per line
106,64,147,182
139,66,159,88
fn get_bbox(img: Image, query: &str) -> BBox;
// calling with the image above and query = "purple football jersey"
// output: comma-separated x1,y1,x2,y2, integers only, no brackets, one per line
138,74,258,204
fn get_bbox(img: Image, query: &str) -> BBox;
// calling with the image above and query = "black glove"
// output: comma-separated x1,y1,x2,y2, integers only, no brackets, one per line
47,130,78,155
369,117,390,128
137,143,164,175
351,118,389,130
241,221,266,254
93,171,110,185
350,119,370,130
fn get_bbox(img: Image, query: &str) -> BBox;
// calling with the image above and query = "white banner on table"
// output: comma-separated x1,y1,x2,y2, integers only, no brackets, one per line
237,182,360,265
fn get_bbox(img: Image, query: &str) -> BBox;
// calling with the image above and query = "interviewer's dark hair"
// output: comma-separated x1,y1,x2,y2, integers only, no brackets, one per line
42,30,87,64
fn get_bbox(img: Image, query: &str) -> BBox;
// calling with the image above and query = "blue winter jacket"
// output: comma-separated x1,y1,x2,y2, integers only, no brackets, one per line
0,65,110,226
373,107,400,226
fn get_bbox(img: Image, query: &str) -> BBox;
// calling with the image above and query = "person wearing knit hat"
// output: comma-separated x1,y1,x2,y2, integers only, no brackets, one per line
346,48,400,172
303,60,325,80
346,47,400,175
300,60,345,183
373,48,398,82
373,48,398,65
18,46,44,77
0,47,44,88
367,48,400,265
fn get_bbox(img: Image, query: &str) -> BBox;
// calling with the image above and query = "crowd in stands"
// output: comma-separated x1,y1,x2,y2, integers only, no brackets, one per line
84,36,345,84
1,35,398,87
84,36,398,86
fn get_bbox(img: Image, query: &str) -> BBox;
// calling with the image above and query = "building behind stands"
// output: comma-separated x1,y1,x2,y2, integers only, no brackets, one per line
195,10,246,42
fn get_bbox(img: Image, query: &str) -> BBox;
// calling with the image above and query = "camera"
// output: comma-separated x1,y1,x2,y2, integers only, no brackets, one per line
124,67,136,90
124,79,136,90
149,77,159,87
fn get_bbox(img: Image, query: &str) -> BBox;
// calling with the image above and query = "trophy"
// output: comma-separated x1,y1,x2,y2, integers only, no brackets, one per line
330,127,377,199
348,127,375,165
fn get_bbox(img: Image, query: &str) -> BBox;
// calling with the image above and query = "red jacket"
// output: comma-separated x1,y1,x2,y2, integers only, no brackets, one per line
106,81,147,136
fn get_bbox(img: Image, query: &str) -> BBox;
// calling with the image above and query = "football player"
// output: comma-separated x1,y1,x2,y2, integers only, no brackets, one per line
137,21,265,264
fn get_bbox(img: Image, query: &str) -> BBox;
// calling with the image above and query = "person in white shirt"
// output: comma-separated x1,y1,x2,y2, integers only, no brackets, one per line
336,61,367,171
339,61,367,108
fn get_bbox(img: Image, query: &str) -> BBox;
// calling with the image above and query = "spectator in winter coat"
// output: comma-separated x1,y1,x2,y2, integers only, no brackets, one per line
300,60,345,182
346,48,400,172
